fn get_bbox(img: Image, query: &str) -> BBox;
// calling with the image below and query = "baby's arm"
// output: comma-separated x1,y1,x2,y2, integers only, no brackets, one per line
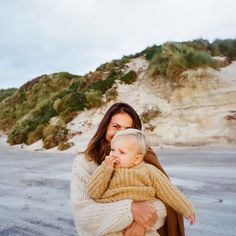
148,164,195,224
86,160,114,200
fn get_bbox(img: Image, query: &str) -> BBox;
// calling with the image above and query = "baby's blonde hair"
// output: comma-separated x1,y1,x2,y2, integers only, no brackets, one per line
111,128,150,156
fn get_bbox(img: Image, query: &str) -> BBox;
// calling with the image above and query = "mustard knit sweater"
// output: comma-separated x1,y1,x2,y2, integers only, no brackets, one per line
86,161,195,218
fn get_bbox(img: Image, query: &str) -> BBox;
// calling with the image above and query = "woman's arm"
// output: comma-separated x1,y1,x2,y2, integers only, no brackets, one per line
70,156,133,235
150,199,167,230
86,161,114,200
125,200,167,235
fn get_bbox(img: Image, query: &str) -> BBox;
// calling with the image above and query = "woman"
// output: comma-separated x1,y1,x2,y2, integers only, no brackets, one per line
70,102,184,236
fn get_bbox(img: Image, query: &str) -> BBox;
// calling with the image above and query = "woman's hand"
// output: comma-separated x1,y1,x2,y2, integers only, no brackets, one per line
131,202,157,230
124,221,145,236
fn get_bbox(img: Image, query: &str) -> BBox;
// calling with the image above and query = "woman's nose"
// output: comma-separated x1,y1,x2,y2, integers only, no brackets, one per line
119,127,126,131
114,127,125,134
113,127,126,136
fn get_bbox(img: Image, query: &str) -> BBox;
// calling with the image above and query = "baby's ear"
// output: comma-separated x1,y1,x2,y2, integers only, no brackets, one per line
134,154,143,165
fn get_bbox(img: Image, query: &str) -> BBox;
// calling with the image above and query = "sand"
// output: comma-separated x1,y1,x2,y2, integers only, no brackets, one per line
0,137,235,236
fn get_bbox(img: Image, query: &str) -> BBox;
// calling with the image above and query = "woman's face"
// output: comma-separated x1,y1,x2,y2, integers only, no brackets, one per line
106,112,133,142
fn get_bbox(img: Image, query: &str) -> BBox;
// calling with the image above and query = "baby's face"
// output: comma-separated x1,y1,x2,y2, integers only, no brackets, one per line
110,135,141,168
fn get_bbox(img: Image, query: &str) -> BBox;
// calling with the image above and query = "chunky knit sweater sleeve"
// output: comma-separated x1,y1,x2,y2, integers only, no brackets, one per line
86,161,114,200
147,164,195,218
70,155,133,236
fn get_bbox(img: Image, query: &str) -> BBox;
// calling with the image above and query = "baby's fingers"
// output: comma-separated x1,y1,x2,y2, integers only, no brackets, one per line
186,213,196,225
104,155,116,166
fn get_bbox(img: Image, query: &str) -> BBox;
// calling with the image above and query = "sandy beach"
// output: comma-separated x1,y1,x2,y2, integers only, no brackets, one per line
0,139,235,236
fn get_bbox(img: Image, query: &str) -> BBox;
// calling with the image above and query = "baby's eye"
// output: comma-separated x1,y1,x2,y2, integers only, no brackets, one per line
120,151,126,154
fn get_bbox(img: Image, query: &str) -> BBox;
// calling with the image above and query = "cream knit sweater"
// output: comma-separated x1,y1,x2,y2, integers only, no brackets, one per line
70,155,167,236
86,161,195,218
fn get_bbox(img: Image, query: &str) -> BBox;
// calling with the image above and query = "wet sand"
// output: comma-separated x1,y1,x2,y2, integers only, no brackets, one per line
155,146,236,236
0,142,235,236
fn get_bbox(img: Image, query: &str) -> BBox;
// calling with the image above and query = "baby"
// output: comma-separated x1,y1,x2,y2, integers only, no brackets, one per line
86,128,196,235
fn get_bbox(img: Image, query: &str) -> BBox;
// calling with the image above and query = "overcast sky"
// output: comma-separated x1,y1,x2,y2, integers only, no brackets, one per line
0,0,235,89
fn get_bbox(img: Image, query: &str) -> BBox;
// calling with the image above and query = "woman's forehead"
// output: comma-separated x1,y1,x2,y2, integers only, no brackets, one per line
110,113,133,126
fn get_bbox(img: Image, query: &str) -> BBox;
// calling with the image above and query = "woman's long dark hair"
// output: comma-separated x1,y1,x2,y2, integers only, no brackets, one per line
84,103,142,164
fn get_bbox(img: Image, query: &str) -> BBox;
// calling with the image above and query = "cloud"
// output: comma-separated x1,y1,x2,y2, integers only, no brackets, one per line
0,0,236,88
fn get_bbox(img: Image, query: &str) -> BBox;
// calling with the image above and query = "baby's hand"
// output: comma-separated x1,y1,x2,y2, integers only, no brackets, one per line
185,213,196,225
104,155,119,168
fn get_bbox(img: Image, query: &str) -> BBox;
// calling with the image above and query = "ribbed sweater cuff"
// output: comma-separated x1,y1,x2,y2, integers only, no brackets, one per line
183,206,195,218
101,161,115,172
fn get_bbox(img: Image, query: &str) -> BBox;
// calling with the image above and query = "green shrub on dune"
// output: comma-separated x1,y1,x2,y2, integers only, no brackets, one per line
90,70,118,93
26,124,46,145
7,100,56,145
148,42,215,79
96,59,127,72
58,141,74,151
0,88,17,103
120,70,137,84
42,124,68,149
185,49,214,68
184,39,209,52
85,89,103,108
56,91,87,123
6,69,120,147
210,39,236,61
54,91,86,114
0,72,76,132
